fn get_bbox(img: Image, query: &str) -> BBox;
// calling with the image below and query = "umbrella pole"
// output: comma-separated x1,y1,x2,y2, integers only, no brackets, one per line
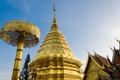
11,32,25,80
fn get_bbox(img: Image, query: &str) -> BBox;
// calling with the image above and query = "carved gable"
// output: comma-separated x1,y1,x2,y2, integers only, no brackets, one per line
84,55,109,80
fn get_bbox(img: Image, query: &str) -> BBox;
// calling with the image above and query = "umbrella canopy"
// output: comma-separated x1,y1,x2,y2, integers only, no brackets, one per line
0,20,40,48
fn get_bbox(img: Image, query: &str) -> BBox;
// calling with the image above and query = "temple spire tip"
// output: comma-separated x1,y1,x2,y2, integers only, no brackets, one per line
116,38,120,49
53,4,56,12
52,4,58,28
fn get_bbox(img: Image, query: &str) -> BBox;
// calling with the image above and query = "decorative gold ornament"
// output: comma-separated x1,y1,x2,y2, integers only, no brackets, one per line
0,20,40,80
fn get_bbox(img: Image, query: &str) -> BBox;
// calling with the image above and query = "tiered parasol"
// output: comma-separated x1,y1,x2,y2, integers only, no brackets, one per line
0,20,40,80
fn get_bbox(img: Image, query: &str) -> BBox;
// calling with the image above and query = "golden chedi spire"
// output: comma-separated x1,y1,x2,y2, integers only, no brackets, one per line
35,4,80,61
29,5,82,80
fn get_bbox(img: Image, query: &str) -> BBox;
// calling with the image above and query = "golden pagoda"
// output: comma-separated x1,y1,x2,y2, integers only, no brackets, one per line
29,6,82,80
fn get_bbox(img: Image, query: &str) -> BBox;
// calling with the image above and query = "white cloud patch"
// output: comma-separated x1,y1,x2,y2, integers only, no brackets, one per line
60,0,120,62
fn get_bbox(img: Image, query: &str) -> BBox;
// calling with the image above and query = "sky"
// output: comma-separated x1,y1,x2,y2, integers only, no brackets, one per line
0,0,120,80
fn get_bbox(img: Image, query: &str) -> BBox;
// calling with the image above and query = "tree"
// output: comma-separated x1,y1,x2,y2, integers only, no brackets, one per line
19,54,30,80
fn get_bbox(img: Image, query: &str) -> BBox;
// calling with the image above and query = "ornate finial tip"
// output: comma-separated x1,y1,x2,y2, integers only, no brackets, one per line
53,4,56,12
115,38,120,43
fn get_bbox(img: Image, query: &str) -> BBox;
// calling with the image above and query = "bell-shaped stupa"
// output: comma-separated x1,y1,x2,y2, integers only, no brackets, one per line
29,5,82,80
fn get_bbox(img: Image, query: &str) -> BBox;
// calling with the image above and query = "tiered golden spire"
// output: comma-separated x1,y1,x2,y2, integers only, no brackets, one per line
29,5,82,80
33,4,80,62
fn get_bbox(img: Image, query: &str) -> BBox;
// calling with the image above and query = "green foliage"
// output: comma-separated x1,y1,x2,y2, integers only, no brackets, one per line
19,54,30,80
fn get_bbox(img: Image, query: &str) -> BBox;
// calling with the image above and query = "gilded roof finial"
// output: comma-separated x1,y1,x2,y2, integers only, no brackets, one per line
53,4,56,12
116,38,120,48
116,38,120,55
52,4,58,28
53,4,57,23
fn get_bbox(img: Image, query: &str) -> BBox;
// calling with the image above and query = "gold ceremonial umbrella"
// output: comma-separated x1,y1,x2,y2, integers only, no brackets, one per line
0,20,40,80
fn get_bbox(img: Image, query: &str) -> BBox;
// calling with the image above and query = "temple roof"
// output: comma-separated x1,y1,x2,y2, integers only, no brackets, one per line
94,53,109,66
32,8,80,63
84,52,110,73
